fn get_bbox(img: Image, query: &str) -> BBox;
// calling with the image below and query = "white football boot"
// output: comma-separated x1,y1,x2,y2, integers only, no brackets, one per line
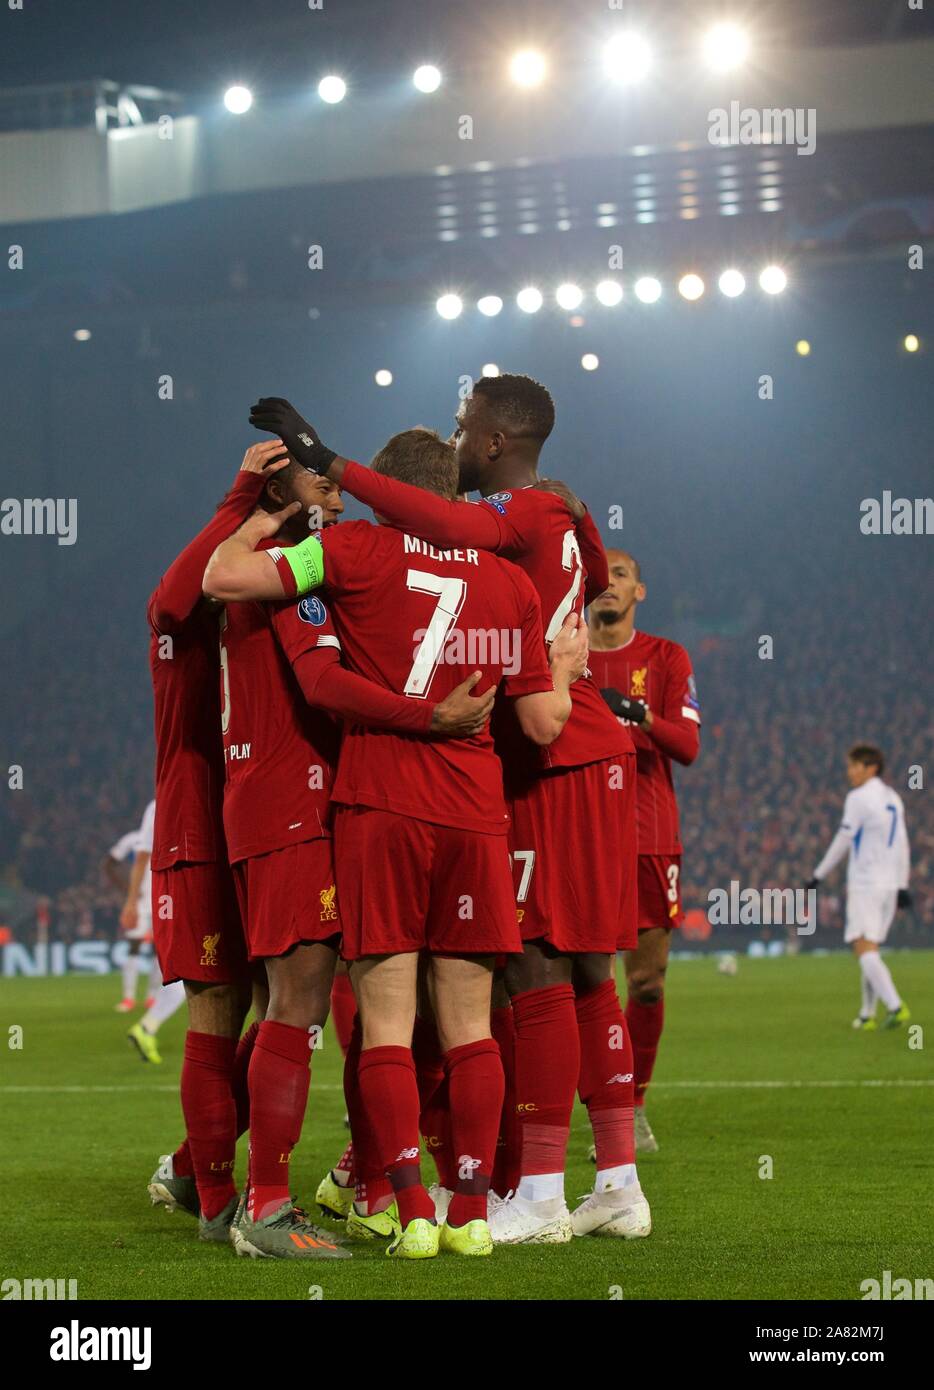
488,1191,572,1245
570,1185,652,1239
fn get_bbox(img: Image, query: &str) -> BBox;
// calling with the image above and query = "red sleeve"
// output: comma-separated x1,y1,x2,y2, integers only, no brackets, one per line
501,574,554,698
339,460,507,551
269,590,341,663
269,588,435,733
645,714,699,766
293,654,435,734
148,472,266,634
576,511,609,606
648,645,701,766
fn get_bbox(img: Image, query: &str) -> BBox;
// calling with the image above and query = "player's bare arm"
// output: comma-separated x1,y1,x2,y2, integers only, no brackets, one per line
514,613,587,745
119,849,150,932
101,853,129,896
203,502,301,601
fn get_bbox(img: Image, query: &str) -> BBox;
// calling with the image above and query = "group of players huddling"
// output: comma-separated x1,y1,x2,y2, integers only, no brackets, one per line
144,373,701,1260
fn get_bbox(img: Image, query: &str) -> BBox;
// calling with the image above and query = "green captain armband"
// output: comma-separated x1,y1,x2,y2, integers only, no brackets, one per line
274,533,325,596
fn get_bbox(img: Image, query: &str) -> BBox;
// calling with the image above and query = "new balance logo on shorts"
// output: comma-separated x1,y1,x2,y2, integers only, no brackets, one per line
608,1073,634,1084
395,1146,420,1162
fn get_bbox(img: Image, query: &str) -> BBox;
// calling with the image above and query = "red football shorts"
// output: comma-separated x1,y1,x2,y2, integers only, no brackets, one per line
233,838,339,961
507,754,638,955
152,859,248,986
333,805,521,960
637,853,683,932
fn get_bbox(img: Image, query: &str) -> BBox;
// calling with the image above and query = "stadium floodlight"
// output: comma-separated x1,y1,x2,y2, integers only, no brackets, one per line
702,23,750,72
436,293,463,320
595,279,623,306
477,295,504,317
73,329,92,341
634,276,662,304
759,265,788,295
796,339,811,357
223,85,253,115
718,268,746,298
516,286,543,313
678,273,705,301
509,50,546,88
374,369,393,386
602,33,652,83
481,363,500,377
413,65,442,93
903,334,920,354
555,282,584,311
581,353,599,371
318,75,347,104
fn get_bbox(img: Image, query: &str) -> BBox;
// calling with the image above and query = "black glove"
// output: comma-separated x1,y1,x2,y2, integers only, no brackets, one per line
249,397,336,475
897,888,912,911
804,877,819,891
600,688,647,724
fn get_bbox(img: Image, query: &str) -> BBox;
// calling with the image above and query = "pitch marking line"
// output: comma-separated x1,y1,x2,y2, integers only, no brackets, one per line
1,1079,932,1095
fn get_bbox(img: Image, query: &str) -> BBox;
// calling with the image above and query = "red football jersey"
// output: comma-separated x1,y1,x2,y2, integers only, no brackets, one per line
148,472,266,869
274,521,555,835
476,488,631,773
588,631,701,854
219,589,341,863
328,464,630,775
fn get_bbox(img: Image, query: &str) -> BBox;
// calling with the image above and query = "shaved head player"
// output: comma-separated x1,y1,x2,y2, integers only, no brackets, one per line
588,548,701,1153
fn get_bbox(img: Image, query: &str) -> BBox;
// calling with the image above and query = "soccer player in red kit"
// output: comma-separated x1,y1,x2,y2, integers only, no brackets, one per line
205,426,587,1259
209,454,493,1261
146,440,287,1241
241,384,650,1244
589,549,701,1153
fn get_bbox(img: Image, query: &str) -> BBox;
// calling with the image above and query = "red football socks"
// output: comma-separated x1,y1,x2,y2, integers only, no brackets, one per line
247,1020,312,1221
343,1018,392,1213
511,983,580,1197
179,1030,238,1221
490,1004,520,1198
444,1038,504,1227
171,1139,193,1179
334,1140,354,1183
232,1019,259,1138
577,979,635,1175
413,1014,456,1190
329,973,357,1057
357,1044,435,1228
625,995,665,1104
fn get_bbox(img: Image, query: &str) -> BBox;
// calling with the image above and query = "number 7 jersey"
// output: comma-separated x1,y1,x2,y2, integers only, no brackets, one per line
274,519,556,836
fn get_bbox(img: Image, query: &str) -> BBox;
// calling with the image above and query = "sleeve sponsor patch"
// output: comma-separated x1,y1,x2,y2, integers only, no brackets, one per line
681,706,701,723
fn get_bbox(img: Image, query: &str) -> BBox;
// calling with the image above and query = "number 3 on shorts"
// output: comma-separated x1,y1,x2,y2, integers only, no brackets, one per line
666,863,679,904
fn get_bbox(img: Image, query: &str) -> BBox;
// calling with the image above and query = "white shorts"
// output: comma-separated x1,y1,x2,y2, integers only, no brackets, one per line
844,887,897,945
124,909,153,943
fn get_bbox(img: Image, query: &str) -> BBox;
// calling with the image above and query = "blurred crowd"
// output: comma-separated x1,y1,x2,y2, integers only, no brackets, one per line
678,574,934,942
1,550,930,947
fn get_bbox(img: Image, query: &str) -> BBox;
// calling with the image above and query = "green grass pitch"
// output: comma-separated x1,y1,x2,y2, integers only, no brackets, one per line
2,952,930,1301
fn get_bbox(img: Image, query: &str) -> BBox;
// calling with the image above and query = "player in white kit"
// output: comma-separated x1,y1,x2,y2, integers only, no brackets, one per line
808,745,912,1031
110,798,186,1060
106,800,161,1012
